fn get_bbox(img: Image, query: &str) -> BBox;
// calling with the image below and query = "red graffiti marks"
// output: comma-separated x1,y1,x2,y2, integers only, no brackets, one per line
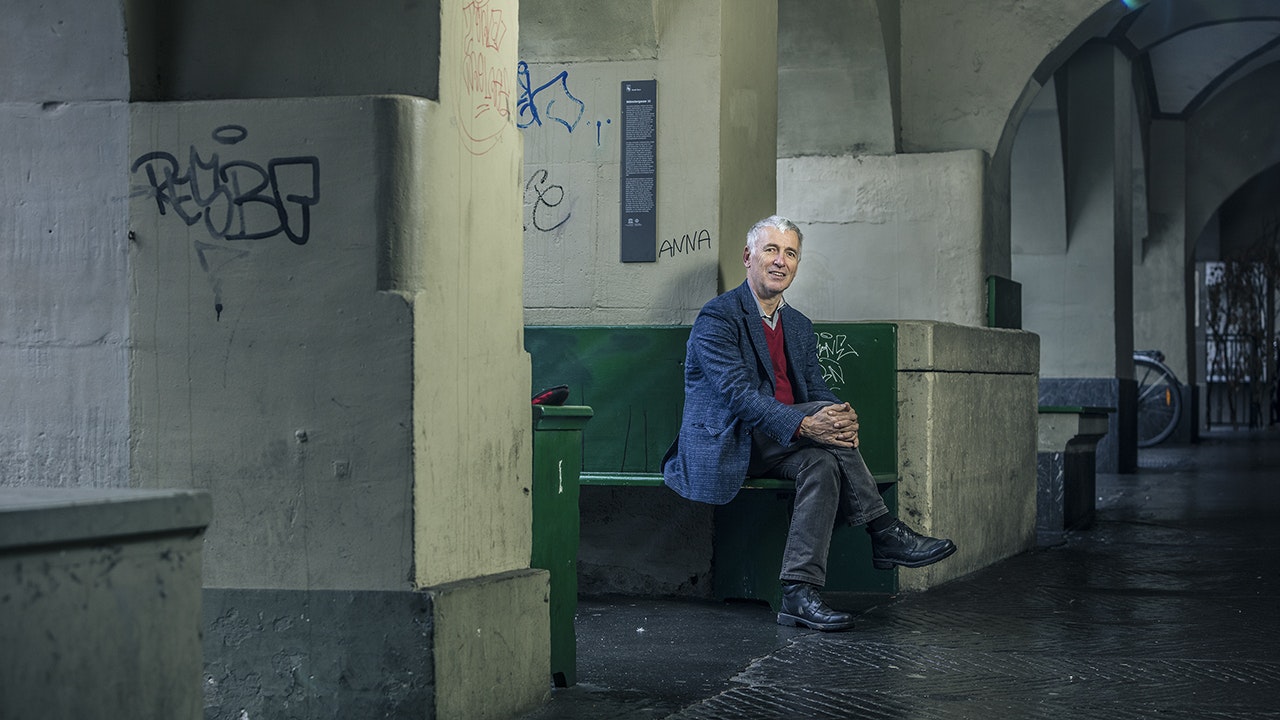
458,0,512,155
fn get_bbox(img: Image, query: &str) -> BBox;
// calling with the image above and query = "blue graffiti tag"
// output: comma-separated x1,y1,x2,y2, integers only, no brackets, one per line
517,61,585,133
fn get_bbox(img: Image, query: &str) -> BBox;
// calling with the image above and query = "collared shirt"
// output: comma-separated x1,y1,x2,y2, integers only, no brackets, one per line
757,296,787,330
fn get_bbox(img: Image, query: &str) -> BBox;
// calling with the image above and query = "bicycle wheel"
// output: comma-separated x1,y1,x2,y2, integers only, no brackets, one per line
1134,356,1182,447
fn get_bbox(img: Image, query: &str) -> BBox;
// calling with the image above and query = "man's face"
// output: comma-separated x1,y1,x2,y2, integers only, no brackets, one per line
743,226,801,300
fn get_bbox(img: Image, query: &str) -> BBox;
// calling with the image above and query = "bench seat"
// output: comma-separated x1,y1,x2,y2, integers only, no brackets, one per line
579,471,897,489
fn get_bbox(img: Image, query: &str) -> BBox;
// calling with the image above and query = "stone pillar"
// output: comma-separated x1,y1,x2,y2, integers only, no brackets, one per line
717,0,781,292
1032,42,1136,473
126,1,547,718
420,2,550,717
1140,119,1196,442
0,1,131,489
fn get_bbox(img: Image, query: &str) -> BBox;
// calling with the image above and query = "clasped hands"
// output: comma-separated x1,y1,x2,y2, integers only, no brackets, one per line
797,402,860,449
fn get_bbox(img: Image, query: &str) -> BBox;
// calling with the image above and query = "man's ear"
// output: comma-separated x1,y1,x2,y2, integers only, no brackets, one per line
742,245,751,267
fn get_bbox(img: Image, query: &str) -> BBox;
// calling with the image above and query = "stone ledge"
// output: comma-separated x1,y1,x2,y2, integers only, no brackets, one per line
0,487,212,550
895,320,1040,375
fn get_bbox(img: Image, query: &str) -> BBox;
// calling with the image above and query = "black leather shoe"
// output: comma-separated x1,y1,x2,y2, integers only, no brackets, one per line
870,520,957,569
776,582,856,632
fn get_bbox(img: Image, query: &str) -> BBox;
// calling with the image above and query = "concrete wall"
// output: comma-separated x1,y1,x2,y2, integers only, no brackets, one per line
1187,61,1280,257
128,96,417,591
1138,120,1191,383
898,0,1114,155
1,1,131,489
777,151,989,326
773,1,1136,329
893,322,1040,591
520,0,777,323
778,0,896,157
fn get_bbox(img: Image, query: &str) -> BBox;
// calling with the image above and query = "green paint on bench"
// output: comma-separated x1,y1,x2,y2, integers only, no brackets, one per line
525,323,900,617
525,323,898,479
580,471,897,489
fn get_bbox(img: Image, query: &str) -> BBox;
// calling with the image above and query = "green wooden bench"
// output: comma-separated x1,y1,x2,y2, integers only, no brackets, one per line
527,321,900,589
527,323,900,686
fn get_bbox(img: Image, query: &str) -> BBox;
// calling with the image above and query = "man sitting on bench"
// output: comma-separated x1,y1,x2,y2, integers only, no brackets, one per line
661,215,956,632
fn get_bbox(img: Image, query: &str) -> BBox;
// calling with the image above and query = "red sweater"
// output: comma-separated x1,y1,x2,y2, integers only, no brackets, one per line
762,318,794,405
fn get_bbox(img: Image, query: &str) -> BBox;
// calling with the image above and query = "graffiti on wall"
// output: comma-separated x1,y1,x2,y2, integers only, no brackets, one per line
130,125,320,245
815,331,860,392
130,124,320,320
517,61,585,134
458,0,513,155
524,168,571,233
658,229,711,258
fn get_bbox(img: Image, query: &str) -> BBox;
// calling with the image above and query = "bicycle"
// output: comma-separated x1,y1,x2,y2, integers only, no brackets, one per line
1134,349,1182,447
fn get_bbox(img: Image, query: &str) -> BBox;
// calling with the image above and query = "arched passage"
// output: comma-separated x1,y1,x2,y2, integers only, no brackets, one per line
1003,0,1280,465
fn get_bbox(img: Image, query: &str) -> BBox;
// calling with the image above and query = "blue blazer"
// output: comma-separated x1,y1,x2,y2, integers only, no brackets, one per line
662,281,839,504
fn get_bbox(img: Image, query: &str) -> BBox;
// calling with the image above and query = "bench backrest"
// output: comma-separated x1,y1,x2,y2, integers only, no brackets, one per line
525,323,897,477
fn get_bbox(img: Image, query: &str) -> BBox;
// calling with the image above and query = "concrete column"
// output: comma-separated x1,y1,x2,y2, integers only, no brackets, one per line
420,2,551,716
717,0,780,292
777,0,896,158
1034,42,1136,472
0,0,131,489
1139,119,1197,441
123,1,546,717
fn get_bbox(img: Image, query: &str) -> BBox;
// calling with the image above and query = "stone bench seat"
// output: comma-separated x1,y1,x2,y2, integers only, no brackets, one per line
1036,405,1113,546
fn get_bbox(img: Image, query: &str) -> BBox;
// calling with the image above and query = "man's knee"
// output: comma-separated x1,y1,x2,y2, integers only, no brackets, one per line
793,450,842,496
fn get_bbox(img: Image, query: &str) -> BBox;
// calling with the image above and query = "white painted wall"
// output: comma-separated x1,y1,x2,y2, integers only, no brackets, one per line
1015,44,1133,379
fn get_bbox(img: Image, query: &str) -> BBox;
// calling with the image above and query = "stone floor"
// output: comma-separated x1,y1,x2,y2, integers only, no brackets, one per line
520,427,1280,719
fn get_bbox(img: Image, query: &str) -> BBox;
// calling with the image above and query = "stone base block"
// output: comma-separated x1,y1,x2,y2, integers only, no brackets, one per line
894,322,1040,591
202,588,434,720
0,487,211,720
428,569,551,720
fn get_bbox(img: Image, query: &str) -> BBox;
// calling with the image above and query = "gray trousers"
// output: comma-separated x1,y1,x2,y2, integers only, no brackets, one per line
747,401,890,587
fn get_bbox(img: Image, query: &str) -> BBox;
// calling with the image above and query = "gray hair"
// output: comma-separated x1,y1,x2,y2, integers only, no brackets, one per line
746,215,804,257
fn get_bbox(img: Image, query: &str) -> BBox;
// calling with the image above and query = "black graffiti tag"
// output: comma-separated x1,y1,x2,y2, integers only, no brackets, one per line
130,127,320,245
129,125,321,319
525,168,570,232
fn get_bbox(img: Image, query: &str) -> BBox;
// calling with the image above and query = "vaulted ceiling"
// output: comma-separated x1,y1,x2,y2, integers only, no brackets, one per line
1115,0,1280,119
